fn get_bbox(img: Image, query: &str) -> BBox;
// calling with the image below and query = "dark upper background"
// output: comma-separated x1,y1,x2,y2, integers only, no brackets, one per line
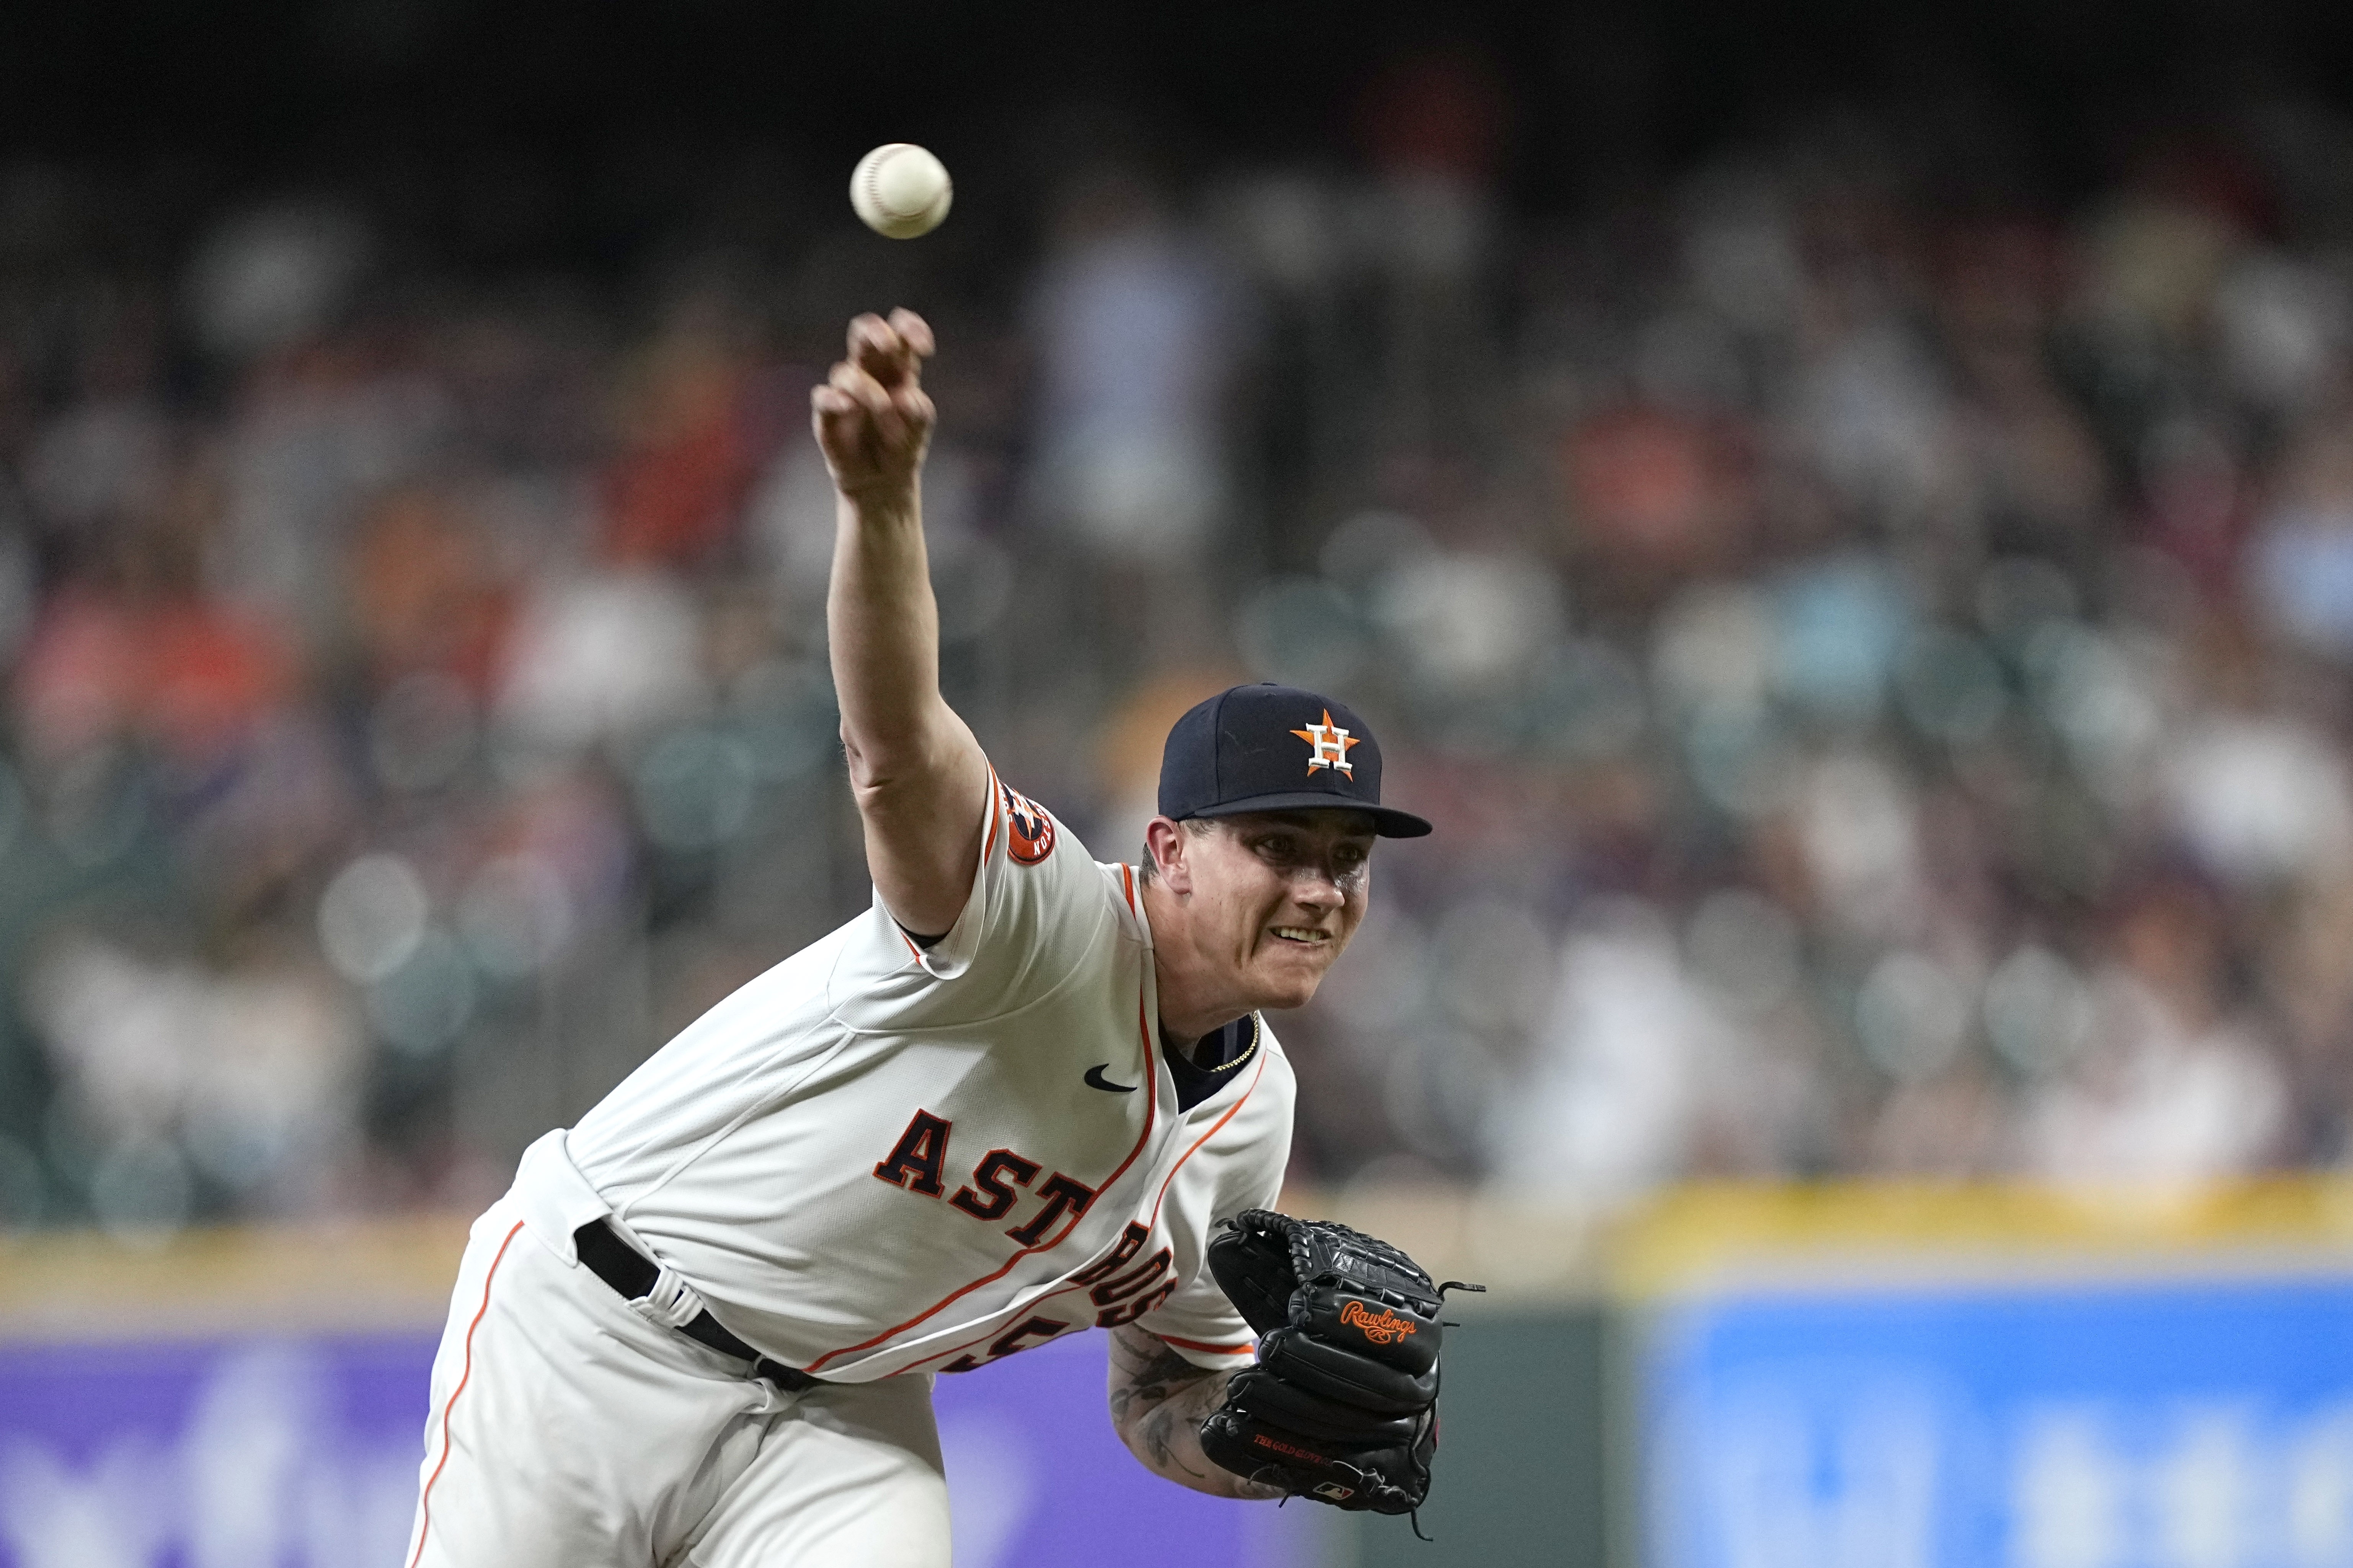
15,0,2353,245
8,0,2353,1233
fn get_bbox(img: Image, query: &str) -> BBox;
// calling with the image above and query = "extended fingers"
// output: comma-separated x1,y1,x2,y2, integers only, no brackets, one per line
844,308,935,359
815,312,936,473
887,308,935,357
847,310,932,388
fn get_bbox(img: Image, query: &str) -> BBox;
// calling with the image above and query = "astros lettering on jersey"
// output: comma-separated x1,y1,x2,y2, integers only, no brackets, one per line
545,766,1294,1380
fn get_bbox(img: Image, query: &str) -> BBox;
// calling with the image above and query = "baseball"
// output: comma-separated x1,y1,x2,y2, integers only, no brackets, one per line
851,144,953,239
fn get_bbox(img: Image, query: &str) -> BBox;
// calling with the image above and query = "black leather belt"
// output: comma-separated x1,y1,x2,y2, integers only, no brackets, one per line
573,1218,821,1391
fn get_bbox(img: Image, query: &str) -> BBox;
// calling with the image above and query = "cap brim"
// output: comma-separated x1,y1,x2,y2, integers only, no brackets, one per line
1184,792,1433,838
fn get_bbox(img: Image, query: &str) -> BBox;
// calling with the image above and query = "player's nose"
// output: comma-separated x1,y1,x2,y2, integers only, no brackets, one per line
1288,869,1345,910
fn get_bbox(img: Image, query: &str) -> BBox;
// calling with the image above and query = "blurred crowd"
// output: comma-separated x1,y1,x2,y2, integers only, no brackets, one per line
11,70,2353,1235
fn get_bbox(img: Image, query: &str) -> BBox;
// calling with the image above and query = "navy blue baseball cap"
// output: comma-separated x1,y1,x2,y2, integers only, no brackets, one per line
1158,683,1431,838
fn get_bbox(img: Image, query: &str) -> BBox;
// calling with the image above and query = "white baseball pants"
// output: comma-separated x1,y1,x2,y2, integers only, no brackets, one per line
403,1193,951,1568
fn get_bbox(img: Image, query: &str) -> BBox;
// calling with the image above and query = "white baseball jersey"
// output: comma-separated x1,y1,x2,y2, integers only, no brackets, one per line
555,767,1295,1382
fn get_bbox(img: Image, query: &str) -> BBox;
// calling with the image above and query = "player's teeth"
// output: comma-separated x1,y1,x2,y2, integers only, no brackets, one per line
1274,927,1328,942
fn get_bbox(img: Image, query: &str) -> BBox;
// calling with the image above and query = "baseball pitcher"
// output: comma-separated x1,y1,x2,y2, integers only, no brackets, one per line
403,311,1463,1567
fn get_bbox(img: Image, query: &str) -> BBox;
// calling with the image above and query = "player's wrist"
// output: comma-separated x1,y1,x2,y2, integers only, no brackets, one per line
834,478,922,525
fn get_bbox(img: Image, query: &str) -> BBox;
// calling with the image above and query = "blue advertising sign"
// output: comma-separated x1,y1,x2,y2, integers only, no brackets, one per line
1645,1274,2353,1568
0,1330,1309,1568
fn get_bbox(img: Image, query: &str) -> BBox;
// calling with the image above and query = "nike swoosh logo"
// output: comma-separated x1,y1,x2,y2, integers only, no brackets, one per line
1083,1064,1136,1094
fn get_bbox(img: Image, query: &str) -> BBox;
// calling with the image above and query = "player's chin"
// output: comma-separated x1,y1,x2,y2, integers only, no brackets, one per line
1248,944,1337,1007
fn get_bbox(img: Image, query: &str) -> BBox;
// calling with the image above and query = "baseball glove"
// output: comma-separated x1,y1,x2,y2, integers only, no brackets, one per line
1197,1209,1480,1519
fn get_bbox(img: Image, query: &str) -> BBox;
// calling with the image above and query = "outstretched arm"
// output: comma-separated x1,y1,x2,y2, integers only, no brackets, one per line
812,310,990,937
1106,1324,1283,1500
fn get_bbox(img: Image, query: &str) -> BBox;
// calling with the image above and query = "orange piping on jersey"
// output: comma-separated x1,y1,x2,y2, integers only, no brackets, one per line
900,931,923,960
407,1219,523,1568
1159,1333,1255,1356
1121,862,1136,916
982,766,1002,861
807,969,1162,1374
1145,1049,1268,1232
901,1047,1270,1375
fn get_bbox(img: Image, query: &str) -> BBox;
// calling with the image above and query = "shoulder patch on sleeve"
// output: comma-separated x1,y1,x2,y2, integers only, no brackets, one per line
1000,782,1057,865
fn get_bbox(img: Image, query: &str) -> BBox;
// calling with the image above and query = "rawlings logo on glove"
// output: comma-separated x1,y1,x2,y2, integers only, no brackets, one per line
1196,1209,1481,1527
1339,1300,1418,1345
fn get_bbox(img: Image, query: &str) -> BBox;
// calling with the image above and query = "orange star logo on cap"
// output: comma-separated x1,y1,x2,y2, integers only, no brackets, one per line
1291,710,1360,775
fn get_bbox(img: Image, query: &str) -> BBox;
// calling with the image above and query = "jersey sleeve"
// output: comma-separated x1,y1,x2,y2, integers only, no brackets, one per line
1131,1052,1297,1372
1130,1258,1261,1371
884,764,1111,1021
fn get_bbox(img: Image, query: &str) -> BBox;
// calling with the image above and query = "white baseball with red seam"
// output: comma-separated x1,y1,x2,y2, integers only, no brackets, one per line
851,144,953,238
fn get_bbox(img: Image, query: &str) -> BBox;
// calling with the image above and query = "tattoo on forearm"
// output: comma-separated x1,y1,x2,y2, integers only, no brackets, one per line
1141,1406,1198,1474
1106,1326,1280,1500
1110,1336,1210,1415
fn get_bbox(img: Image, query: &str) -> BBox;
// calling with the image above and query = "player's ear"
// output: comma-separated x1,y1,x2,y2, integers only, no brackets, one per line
1144,817,1194,895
